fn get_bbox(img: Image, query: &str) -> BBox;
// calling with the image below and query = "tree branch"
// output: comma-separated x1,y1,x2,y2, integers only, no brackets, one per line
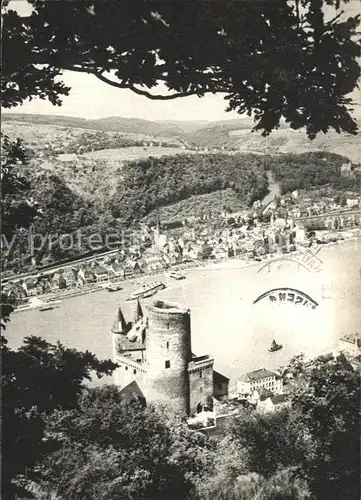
93,71,208,100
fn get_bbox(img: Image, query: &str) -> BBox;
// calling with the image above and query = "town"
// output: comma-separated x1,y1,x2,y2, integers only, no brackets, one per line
4,188,360,300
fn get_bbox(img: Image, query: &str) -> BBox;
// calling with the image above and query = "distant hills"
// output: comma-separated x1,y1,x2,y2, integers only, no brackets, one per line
2,113,212,140
2,112,361,161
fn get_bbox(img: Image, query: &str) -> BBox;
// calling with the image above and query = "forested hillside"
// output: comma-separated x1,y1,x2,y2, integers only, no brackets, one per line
268,152,360,194
3,131,359,274
110,153,269,224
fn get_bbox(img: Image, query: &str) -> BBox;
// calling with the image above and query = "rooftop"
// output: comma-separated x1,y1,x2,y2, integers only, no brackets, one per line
118,381,146,405
244,368,278,382
270,394,289,405
116,335,145,352
339,333,361,344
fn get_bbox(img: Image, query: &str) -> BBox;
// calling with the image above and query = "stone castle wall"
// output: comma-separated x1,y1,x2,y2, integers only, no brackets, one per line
144,301,192,415
188,358,214,416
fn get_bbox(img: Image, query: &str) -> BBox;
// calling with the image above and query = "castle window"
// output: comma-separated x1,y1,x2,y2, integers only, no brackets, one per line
167,322,170,329
125,366,128,370
165,360,170,369
199,370,202,378
133,369,137,375
166,341,169,350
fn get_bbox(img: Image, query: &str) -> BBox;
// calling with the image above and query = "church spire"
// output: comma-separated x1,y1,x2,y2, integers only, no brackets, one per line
134,298,143,323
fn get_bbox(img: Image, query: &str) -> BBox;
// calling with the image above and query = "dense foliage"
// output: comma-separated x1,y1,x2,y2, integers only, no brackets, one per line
17,354,357,500
37,386,212,500
1,330,360,500
1,336,117,500
268,151,360,194
1,134,39,240
200,354,360,500
111,153,269,223
2,1,360,138
291,354,361,500
1,135,122,274
1,134,41,323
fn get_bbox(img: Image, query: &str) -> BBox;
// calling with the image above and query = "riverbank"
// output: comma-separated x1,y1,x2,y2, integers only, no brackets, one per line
206,229,360,271
6,236,361,387
14,228,359,309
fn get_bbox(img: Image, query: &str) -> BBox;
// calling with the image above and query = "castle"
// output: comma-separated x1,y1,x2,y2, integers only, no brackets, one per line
111,299,229,416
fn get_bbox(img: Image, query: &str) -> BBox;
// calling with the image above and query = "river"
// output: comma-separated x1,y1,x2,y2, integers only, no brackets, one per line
6,238,361,384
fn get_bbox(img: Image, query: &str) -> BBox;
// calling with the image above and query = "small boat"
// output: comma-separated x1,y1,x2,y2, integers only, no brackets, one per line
129,281,166,300
39,305,57,312
44,298,62,305
107,283,123,292
169,270,186,280
268,339,283,352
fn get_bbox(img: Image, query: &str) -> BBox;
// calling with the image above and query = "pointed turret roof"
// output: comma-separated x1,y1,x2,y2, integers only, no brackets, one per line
133,298,143,323
112,306,128,333
118,307,127,331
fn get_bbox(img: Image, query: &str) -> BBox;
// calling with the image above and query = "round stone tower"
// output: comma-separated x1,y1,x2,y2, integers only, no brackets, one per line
144,300,192,415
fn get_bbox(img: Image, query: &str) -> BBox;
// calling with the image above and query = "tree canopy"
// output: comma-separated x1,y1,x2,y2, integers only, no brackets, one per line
2,0,360,138
111,153,269,223
36,385,213,500
1,336,117,499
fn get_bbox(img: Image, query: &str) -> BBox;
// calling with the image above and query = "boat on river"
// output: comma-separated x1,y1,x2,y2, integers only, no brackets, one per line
14,297,62,313
129,281,166,300
268,339,283,352
169,270,186,280
39,304,60,312
106,283,123,292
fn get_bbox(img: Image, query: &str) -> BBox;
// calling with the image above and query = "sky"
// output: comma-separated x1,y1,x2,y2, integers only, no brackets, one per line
7,71,241,122
5,0,361,122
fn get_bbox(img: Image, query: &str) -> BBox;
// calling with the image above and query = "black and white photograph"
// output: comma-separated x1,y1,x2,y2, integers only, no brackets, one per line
1,1,361,499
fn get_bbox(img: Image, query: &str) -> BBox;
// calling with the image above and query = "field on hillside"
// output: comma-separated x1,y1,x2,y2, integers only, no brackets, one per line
226,129,361,162
4,114,360,163
80,146,194,162
2,120,185,152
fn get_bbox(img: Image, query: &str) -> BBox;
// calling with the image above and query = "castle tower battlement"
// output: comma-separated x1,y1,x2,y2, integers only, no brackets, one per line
110,299,229,416
144,300,192,415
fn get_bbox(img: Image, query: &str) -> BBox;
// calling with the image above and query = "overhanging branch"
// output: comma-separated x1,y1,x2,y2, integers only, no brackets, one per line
93,71,207,100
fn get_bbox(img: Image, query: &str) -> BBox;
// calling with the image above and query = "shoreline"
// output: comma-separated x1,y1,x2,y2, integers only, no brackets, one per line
13,230,361,309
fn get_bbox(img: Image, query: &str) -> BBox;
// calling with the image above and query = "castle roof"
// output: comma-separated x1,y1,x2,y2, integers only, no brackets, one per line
213,370,230,383
116,335,145,351
119,381,146,406
134,298,143,323
112,307,128,333
339,332,360,345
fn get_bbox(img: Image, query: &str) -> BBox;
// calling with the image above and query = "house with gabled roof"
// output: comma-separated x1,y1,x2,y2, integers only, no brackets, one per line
93,264,109,283
257,393,290,413
109,262,125,280
118,380,146,407
236,368,283,397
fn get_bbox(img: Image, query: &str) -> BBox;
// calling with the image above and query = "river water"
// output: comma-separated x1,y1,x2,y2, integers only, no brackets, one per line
6,238,361,384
